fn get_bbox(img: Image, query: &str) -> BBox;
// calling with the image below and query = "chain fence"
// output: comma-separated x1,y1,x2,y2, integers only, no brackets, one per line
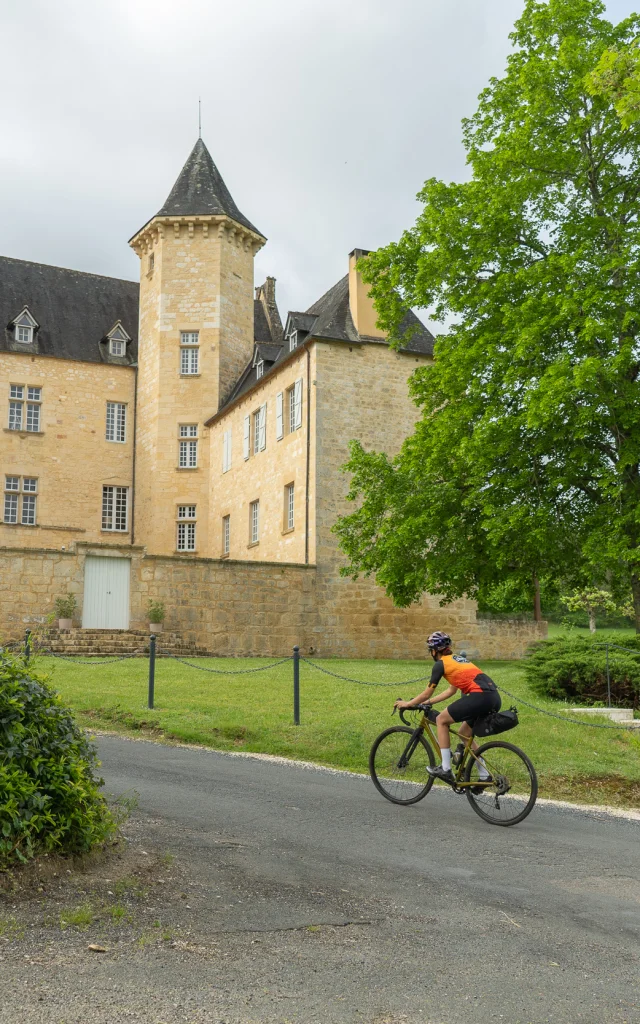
159,650,293,675
300,656,431,688
2,632,638,732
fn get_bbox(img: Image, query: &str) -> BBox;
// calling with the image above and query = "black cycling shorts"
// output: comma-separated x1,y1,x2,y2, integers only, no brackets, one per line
447,690,501,725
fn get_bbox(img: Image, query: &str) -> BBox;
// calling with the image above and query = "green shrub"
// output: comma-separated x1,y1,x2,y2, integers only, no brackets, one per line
0,654,115,870
54,593,77,620
147,600,165,624
524,636,640,708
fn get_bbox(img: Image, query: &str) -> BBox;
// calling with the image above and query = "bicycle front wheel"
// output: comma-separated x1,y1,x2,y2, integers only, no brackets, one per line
464,740,538,827
369,726,435,805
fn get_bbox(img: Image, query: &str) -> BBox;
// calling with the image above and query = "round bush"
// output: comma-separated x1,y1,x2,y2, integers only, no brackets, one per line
0,654,115,870
524,636,640,709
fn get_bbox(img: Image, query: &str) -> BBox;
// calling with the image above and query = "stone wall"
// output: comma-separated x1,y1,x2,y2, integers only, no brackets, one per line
207,345,316,563
0,351,135,550
0,543,543,659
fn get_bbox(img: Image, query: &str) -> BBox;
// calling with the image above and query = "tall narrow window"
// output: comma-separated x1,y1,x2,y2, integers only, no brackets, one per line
177,521,196,551
276,391,284,440
179,440,198,468
288,386,296,433
256,359,264,379
102,486,129,532
250,500,259,545
106,402,126,442
222,429,232,473
4,491,18,524
26,387,41,432
180,331,199,375
177,504,196,551
222,514,230,555
286,482,295,531
243,415,251,460
288,330,298,352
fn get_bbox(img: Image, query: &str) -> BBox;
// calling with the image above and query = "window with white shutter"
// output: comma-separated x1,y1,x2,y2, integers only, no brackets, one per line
243,415,250,460
259,403,267,451
293,378,303,430
222,429,232,473
276,391,283,440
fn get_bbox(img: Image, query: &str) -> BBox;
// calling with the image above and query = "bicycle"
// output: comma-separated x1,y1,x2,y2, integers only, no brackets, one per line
369,703,538,827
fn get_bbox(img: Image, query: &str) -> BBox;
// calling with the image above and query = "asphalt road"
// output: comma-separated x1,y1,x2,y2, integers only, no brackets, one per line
3,735,638,1024
90,735,640,1024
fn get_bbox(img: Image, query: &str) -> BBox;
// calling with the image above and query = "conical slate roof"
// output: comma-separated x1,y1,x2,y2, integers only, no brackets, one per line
155,139,262,236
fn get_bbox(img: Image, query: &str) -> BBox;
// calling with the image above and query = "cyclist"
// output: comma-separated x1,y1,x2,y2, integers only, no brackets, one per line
394,631,501,785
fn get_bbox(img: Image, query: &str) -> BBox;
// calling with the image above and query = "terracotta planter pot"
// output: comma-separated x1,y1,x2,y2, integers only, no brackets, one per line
149,622,164,633
58,619,73,630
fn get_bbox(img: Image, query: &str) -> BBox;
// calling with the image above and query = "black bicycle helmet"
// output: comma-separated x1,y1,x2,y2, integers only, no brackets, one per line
426,631,452,651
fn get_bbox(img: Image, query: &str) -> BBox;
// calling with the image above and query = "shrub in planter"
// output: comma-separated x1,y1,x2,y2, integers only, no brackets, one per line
54,593,77,626
148,600,165,626
524,636,640,709
0,654,115,870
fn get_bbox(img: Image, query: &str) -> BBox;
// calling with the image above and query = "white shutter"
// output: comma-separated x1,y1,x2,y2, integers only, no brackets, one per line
294,378,303,430
259,403,267,451
223,429,232,473
276,391,283,440
243,416,250,460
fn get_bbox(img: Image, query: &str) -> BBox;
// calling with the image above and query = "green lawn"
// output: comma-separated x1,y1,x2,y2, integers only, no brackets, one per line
32,652,640,809
546,623,638,644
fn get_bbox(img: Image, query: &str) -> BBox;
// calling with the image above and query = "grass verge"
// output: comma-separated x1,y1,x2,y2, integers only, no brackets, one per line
33,653,640,810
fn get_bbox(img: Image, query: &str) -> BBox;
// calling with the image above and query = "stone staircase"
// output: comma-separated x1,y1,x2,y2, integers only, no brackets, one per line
38,629,211,658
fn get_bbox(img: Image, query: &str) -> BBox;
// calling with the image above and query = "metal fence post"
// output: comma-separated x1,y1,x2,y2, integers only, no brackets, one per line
24,629,31,664
148,635,156,710
605,643,611,708
293,645,300,725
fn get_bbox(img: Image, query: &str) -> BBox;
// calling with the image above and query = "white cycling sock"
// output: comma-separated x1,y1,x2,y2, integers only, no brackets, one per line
441,748,452,771
476,757,490,780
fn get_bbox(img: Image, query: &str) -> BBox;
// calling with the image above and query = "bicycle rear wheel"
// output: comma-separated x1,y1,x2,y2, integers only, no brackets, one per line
464,740,538,826
369,726,435,805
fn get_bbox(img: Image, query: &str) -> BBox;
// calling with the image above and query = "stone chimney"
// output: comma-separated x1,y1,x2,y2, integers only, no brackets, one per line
348,248,386,339
255,276,284,344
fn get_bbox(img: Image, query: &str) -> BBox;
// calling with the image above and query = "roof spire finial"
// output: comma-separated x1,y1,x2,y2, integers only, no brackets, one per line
198,97,202,140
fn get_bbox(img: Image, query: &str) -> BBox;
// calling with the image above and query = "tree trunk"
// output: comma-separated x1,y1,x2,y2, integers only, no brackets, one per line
588,607,597,634
632,573,640,634
533,576,542,622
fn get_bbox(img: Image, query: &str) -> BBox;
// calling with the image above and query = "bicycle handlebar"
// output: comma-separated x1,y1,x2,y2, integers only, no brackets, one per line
393,703,435,726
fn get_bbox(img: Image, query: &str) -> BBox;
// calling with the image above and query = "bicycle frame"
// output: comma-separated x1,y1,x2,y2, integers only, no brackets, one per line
415,712,494,790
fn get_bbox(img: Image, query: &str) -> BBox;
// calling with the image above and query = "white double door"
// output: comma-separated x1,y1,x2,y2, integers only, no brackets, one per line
82,556,131,629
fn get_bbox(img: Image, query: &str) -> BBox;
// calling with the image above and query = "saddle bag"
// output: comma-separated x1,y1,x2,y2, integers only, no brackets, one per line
474,706,519,737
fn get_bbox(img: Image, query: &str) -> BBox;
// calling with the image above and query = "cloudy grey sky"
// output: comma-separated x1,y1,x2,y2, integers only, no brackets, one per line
1,0,636,321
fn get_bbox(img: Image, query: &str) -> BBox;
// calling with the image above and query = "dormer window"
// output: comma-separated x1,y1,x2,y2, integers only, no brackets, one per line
256,359,264,379
105,322,131,358
11,308,38,345
288,330,298,352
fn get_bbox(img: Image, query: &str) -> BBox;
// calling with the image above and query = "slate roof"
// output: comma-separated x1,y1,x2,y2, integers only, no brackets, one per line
215,273,434,417
306,274,435,353
154,139,263,237
0,256,138,365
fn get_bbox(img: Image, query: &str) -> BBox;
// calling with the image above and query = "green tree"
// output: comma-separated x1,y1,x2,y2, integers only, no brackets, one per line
561,587,618,632
334,0,640,631
587,40,640,126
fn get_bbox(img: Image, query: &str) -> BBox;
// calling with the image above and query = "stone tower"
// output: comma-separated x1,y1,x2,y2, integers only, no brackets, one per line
129,139,265,555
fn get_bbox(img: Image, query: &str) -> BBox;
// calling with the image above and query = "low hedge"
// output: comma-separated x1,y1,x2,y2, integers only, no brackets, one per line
524,635,640,709
0,654,115,870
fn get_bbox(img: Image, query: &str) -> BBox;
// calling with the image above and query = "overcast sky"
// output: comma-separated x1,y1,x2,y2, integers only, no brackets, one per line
1,0,636,322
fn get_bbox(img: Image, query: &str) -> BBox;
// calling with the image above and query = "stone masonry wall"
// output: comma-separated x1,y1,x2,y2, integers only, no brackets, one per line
0,550,543,664
311,340,545,659
0,351,135,551
207,346,315,563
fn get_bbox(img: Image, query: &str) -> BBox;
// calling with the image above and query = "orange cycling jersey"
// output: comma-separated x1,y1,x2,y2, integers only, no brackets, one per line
437,654,497,695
